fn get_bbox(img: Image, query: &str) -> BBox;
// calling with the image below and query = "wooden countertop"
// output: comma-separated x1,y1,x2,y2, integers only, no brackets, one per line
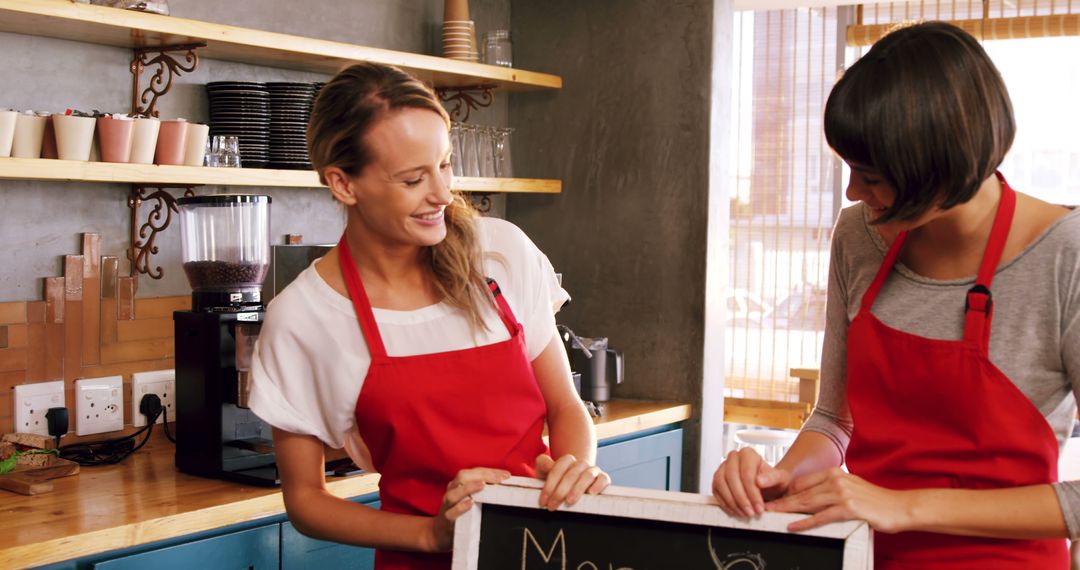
0,400,690,568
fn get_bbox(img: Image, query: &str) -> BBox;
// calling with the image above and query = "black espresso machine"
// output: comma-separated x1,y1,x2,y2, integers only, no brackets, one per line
173,194,279,485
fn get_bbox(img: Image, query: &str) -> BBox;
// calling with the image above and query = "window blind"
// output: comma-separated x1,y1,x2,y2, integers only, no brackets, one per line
850,1,1080,45
726,8,844,401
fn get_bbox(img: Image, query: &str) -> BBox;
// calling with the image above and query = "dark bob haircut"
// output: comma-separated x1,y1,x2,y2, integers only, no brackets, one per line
824,21,1015,224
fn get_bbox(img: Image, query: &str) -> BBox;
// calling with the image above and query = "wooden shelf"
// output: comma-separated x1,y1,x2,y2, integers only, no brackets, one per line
0,0,561,91
454,176,561,194
0,158,561,194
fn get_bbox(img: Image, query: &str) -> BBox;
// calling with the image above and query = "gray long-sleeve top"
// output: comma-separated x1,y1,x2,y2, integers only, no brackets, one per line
803,202,1080,539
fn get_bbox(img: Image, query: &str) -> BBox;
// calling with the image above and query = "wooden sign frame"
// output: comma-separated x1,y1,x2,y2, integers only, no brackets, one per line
452,476,872,570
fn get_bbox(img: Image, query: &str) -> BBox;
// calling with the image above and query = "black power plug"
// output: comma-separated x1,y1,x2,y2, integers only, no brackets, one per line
46,407,69,448
139,394,163,424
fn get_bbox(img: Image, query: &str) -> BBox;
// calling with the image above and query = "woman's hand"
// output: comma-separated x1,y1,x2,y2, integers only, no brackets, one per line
534,453,611,511
429,468,510,551
712,447,793,518
765,467,912,534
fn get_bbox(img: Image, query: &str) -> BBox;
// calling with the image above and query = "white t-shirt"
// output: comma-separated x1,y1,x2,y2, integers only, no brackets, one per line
248,217,569,469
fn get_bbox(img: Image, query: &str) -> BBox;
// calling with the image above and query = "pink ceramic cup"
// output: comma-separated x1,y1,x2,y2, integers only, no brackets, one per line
97,115,135,163
154,119,188,165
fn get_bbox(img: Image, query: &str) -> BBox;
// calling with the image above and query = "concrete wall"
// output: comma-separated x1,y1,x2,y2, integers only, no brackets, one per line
507,0,732,491
0,0,509,302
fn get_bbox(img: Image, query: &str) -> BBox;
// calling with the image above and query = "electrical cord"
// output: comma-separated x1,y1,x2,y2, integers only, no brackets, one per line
58,394,166,466
161,405,176,444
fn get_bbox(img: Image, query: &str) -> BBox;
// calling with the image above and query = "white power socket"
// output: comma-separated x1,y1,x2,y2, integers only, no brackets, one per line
132,369,176,427
13,380,66,436
74,376,124,436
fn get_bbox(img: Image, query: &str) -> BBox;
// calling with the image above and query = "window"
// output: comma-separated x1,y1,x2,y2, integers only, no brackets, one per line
726,7,843,401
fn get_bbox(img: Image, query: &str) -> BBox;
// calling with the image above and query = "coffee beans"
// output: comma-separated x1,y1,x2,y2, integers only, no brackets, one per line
183,261,268,290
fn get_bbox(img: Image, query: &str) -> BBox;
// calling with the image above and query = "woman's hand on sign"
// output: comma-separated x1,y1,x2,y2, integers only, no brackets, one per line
712,447,793,518
764,467,911,534
534,453,611,511
430,468,511,551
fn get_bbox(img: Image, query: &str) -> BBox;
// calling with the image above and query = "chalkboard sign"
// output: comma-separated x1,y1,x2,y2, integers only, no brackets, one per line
453,477,871,570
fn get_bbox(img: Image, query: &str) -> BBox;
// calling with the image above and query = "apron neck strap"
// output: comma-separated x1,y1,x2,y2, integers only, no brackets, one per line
962,172,1016,347
972,172,1016,291
860,230,908,312
486,278,520,335
338,235,389,359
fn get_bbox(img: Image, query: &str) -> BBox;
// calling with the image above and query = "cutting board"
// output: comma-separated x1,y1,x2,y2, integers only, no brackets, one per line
0,456,80,495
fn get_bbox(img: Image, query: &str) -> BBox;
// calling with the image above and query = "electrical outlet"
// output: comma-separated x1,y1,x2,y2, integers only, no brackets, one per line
74,376,124,436
13,380,66,436
131,369,176,428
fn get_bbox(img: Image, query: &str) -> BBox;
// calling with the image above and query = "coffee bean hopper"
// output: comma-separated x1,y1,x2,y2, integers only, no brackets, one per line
172,194,279,485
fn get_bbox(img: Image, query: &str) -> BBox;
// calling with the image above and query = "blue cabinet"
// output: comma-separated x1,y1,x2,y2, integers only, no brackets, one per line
92,524,279,570
280,499,380,570
597,427,683,491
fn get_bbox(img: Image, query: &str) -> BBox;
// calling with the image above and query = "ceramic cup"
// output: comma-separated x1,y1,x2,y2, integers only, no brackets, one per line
129,117,160,164
154,118,188,165
53,114,97,161
96,115,135,163
0,110,17,157
11,112,48,159
183,122,210,166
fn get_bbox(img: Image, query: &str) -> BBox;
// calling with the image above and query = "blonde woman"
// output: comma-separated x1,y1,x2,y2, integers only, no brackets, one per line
249,62,609,570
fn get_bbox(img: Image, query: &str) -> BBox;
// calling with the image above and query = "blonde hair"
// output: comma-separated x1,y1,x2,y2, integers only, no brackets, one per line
308,62,490,329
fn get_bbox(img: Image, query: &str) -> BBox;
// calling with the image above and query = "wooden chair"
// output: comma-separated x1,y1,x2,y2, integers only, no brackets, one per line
723,368,820,430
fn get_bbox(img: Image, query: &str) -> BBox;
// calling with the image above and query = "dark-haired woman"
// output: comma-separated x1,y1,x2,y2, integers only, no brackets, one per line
248,62,609,569
712,21,1079,568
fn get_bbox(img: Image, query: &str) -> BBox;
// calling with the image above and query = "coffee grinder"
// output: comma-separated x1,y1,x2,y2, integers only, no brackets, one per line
173,194,279,485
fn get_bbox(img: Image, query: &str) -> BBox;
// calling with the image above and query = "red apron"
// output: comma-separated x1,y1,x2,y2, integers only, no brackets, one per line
338,236,549,570
845,175,1068,568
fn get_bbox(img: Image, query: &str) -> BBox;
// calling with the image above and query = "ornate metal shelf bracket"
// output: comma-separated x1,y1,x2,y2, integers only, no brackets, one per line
470,193,494,214
130,43,204,117
436,85,497,122
128,185,197,281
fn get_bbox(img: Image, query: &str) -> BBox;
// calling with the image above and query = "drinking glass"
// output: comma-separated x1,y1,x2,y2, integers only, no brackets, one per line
493,127,514,178
459,124,480,177
205,136,220,167
449,122,464,177
209,135,242,168
477,126,496,178
483,30,512,67
221,136,242,168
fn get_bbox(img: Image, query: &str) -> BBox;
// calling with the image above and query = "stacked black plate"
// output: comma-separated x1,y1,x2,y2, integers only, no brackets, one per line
206,81,270,168
268,82,316,170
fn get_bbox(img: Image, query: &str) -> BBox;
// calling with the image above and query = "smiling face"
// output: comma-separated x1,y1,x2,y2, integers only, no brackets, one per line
846,162,945,232
345,107,454,248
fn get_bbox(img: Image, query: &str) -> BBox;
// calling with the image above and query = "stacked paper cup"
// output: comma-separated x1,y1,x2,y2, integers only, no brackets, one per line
443,20,478,61
443,0,478,62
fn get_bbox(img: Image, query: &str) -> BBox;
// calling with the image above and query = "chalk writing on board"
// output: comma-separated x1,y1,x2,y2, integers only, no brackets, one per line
708,530,766,570
518,525,789,570
522,527,633,569
486,504,841,569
